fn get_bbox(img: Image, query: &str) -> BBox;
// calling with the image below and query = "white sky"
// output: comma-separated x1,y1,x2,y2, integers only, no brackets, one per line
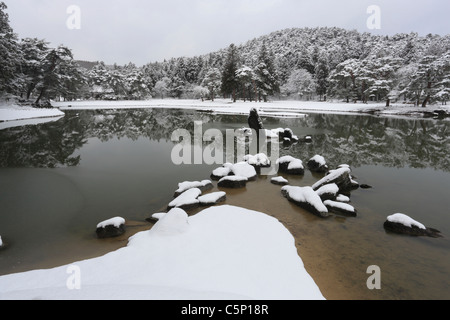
5,0,450,66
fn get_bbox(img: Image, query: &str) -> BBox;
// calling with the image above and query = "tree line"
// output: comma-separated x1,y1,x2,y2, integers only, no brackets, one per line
1,2,449,108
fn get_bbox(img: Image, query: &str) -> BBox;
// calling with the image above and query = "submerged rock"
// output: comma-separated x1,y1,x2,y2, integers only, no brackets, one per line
281,185,329,218
383,213,442,238
96,217,126,239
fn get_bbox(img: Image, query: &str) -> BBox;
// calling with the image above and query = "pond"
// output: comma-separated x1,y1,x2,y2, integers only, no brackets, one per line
0,107,449,300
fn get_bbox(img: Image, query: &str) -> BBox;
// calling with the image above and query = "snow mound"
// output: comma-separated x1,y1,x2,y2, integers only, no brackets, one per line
386,213,426,230
97,217,125,229
0,205,325,300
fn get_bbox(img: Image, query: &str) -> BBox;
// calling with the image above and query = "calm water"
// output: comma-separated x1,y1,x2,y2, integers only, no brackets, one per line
0,107,449,300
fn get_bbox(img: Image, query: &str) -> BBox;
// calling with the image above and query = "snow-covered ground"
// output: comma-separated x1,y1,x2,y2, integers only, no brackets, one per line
1,99,448,127
0,205,325,300
52,99,450,118
0,103,64,122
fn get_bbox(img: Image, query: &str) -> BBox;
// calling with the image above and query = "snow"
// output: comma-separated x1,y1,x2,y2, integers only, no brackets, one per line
271,176,289,184
0,205,325,300
282,186,328,214
230,162,257,179
387,213,426,230
315,183,339,197
312,167,351,190
218,175,248,182
168,188,202,208
175,180,211,195
288,159,304,170
0,103,65,123
97,217,126,229
197,192,226,205
51,99,450,119
276,156,297,164
151,212,166,221
323,200,356,213
243,153,270,167
336,194,350,202
309,155,326,166
211,166,231,178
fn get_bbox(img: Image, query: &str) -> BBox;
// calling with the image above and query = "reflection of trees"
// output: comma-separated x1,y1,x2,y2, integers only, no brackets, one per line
0,109,448,171
278,114,450,172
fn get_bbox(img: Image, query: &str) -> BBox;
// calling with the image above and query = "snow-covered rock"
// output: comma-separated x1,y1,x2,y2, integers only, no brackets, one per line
307,155,328,173
168,188,202,210
218,175,248,188
198,191,227,206
383,213,442,238
96,217,126,238
276,156,304,175
211,162,256,181
281,186,329,218
271,176,289,186
243,153,271,168
315,183,339,201
210,163,233,180
323,200,357,217
174,180,213,197
312,166,358,191
230,162,257,181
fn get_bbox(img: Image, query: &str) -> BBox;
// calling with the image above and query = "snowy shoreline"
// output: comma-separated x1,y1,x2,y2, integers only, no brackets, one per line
52,99,450,119
1,99,448,127
0,205,325,300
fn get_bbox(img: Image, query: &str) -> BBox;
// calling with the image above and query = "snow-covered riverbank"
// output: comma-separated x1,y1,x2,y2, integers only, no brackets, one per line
0,205,325,300
53,99,450,119
0,103,64,122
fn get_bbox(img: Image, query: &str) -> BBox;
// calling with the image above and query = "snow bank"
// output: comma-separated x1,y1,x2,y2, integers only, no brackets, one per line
0,104,64,122
386,213,426,230
0,205,325,300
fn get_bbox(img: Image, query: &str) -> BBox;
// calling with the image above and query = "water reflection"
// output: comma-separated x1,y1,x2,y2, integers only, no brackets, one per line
0,109,449,172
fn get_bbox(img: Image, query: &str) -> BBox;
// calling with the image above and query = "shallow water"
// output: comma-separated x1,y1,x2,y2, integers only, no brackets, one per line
0,108,449,299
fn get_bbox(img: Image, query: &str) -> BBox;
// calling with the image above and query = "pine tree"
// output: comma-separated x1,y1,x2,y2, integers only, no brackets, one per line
254,41,279,102
201,68,221,101
221,44,240,102
0,2,22,97
315,52,330,101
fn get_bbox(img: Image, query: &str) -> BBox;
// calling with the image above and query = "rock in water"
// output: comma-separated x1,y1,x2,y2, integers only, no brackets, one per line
96,217,126,239
281,185,329,218
307,155,328,173
383,213,442,238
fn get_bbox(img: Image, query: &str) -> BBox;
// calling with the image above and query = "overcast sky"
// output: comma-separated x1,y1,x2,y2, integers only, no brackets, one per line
5,0,450,66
